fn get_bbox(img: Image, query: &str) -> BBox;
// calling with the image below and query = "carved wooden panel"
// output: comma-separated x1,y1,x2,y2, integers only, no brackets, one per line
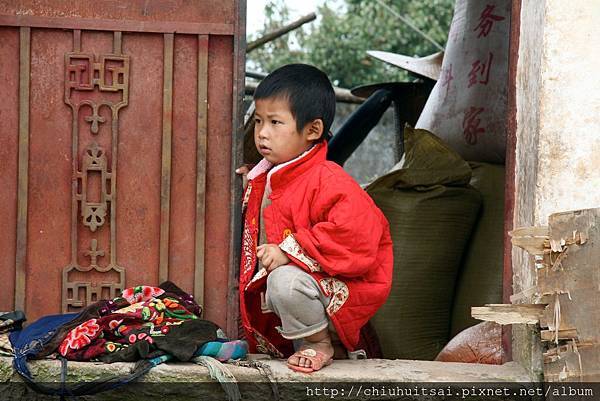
62,31,128,312
1,3,242,333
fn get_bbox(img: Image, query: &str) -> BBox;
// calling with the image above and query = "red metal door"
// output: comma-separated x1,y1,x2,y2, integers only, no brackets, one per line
0,1,245,334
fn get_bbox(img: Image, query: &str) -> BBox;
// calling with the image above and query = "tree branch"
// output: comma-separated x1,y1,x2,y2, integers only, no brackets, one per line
247,13,317,53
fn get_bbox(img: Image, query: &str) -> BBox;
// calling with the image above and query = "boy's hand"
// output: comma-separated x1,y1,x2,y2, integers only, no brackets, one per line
256,244,290,272
235,165,251,191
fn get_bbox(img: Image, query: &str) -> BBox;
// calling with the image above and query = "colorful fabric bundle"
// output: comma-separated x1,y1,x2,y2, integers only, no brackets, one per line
8,282,246,398
196,339,248,362
34,281,202,359
11,315,161,398
58,285,219,362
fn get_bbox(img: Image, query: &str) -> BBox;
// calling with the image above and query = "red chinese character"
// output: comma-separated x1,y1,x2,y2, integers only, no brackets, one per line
440,63,454,100
474,5,506,38
463,107,485,145
468,52,494,88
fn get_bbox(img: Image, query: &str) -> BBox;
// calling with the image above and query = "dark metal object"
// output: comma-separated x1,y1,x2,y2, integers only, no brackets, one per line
245,70,267,80
247,12,316,52
327,89,394,166
327,81,434,166
354,81,433,162
62,31,128,313
15,26,30,311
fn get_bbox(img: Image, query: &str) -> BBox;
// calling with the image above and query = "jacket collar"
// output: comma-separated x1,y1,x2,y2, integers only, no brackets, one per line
246,141,327,193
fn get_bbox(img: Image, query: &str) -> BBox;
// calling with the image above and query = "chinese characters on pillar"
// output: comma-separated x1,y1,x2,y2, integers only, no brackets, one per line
473,4,506,38
440,63,454,100
463,107,485,145
468,52,494,88
461,4,506,146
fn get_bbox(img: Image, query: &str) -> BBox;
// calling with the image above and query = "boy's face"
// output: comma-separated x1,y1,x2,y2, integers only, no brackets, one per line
254,97,321,165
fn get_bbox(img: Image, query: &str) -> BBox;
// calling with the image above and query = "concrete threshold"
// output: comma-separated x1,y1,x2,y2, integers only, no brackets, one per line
0,356,534,400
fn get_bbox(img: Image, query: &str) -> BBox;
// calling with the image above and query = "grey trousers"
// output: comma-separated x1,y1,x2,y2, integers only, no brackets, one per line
264,265,331,340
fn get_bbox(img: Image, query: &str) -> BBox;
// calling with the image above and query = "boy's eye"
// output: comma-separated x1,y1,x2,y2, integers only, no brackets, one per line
271,120,281,125
254,118,261,124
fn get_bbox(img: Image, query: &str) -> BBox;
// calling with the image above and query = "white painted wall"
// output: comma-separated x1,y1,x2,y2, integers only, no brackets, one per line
513,0,600,377
532,0,600,223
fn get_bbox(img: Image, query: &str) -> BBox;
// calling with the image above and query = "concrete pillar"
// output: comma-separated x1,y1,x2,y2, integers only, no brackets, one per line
512,0,600,378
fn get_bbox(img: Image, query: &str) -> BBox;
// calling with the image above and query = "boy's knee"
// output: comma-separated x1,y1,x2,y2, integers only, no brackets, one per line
266,265,297,302
266,265,318,305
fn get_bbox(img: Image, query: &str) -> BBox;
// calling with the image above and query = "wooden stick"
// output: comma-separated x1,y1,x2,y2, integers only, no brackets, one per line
247,13,316,52
541,329,578,342
471,304,547,325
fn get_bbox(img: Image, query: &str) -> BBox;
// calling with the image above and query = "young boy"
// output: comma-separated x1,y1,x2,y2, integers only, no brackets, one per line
237,64,393,373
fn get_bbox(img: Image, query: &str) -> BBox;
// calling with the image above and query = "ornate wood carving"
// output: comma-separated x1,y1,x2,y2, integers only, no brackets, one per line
62,31,128,312
79,142,110,232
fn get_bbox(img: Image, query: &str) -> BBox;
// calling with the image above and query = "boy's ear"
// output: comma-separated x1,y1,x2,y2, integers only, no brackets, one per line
304,119,324,141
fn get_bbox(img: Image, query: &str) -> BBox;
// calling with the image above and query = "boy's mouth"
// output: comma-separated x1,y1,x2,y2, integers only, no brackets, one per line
258,144,271,154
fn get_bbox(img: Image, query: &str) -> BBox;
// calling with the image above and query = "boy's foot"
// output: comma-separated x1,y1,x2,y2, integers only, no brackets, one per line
287,330,334,373
330,330,348,359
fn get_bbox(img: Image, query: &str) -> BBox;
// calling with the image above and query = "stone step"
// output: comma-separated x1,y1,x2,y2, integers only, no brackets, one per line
0,356,533,400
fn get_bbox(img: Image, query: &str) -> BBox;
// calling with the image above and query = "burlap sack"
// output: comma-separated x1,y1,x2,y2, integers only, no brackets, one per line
366,126,481,360
450,162,505,337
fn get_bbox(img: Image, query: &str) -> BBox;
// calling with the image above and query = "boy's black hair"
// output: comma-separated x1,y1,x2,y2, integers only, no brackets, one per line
254,64,336,141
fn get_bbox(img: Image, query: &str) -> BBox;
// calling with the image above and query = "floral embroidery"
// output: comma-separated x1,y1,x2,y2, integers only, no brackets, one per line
253,330,284,358
155,299,167,311
242,182,252,213
59,319,101,356
108,319,123,330
162,298,178,309
57,285,208,362
242,225,255,274
115,302,145,314
246,267,268,290
105,342,119,353
279,234,321,272
136,332,153,344
319,278,349,315
116,325,128,336
121,286,165,304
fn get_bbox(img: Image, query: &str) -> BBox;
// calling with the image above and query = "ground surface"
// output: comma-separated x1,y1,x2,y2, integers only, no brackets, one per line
0,355,533,400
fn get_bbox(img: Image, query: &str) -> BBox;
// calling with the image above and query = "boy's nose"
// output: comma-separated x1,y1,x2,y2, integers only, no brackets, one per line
256,126,268,139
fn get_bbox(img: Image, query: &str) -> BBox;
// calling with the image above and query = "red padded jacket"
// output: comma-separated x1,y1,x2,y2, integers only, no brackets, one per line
239,141,393,357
